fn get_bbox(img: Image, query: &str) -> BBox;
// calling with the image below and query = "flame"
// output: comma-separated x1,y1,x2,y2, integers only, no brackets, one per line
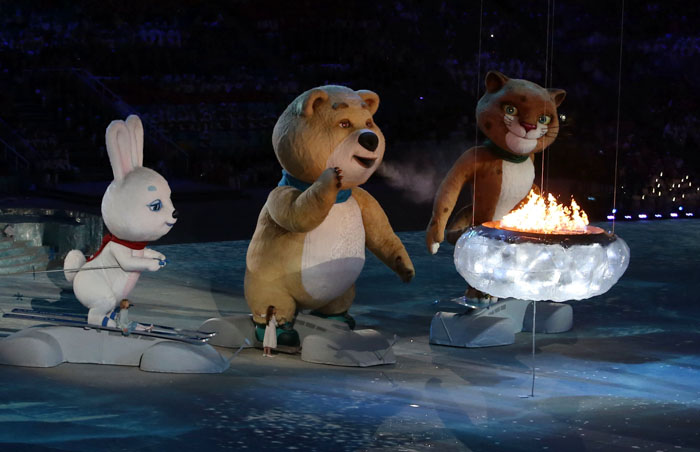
500,190,590,234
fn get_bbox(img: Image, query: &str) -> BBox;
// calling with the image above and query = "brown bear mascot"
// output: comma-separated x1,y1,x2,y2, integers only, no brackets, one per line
246,85,415,346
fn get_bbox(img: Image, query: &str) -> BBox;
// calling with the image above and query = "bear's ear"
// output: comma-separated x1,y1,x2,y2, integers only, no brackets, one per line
298,88,329,117
548,88,566,107
357,90,380,115
484,70,509,93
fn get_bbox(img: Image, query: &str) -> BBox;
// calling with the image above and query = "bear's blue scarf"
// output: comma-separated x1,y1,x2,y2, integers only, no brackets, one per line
278,170,352,204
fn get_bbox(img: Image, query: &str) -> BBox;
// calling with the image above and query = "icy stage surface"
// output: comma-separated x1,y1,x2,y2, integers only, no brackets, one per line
1,221,699,451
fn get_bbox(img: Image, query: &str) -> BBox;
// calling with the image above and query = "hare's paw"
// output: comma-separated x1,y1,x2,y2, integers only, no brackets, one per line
148,260,162,272
144,248,166,261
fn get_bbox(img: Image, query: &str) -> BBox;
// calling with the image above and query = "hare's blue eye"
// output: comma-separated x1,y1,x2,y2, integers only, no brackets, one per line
148,200,162,212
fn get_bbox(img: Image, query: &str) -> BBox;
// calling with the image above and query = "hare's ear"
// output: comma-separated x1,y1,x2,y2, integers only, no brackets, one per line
105,120,135,182
125,115,144,167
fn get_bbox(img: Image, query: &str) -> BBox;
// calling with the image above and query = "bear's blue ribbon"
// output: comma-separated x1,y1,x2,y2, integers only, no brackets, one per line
278,170,352,204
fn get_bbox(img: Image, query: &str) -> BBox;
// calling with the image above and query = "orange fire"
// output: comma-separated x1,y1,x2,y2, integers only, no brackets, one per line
499,190,590,234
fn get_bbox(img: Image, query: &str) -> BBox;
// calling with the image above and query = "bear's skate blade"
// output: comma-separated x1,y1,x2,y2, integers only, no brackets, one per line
295,314,396,367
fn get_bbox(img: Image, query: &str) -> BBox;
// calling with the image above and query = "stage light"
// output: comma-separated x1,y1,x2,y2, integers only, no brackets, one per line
654,214,663,218
670,213,679,218
624,215,632,219
607,215,615,220
687,213,695,217
679,206,684,211
638,214,647,219
612,208,617,213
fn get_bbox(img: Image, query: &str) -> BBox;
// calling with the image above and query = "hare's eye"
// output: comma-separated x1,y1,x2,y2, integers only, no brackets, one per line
148,200,163,212
339,119,352,129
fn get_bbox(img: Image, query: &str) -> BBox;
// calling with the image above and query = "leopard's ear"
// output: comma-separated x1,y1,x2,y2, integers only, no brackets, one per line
485,71,509,93
548,88,566,107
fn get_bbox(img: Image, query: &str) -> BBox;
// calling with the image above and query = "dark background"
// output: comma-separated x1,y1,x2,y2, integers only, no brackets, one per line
0,0,697,243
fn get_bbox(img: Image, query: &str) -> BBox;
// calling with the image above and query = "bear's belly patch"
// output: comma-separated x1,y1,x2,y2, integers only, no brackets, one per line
493,158,535,221
301,196,365,302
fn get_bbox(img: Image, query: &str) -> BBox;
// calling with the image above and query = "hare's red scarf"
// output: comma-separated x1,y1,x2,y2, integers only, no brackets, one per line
86,233,148,262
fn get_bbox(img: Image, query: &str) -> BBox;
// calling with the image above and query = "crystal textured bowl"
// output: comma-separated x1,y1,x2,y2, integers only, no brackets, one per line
454,222,630,302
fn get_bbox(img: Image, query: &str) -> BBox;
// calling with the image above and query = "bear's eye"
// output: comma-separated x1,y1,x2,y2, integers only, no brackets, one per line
148,200,163,212
538,115,552,125
503,104,518,116
339,119,352,129
365,119,373,128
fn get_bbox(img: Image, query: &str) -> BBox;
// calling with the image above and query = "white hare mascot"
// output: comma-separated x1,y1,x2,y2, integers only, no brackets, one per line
64,115,178,326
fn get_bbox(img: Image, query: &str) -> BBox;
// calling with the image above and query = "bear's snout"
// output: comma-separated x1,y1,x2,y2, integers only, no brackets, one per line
358,132,379,152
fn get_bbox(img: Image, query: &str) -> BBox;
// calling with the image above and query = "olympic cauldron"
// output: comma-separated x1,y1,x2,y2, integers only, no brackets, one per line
431,192,630,348
454,192,629,301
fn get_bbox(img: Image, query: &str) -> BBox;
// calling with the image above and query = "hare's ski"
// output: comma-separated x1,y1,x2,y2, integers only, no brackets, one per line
3,311,211,344
10,308,216,338
11,308,87,319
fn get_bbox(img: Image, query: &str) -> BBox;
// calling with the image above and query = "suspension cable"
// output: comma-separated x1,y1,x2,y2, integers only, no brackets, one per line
612,0,625,233
472,0,484,226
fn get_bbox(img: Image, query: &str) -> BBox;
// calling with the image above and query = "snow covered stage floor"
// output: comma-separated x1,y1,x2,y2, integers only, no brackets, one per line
1,221,699,451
